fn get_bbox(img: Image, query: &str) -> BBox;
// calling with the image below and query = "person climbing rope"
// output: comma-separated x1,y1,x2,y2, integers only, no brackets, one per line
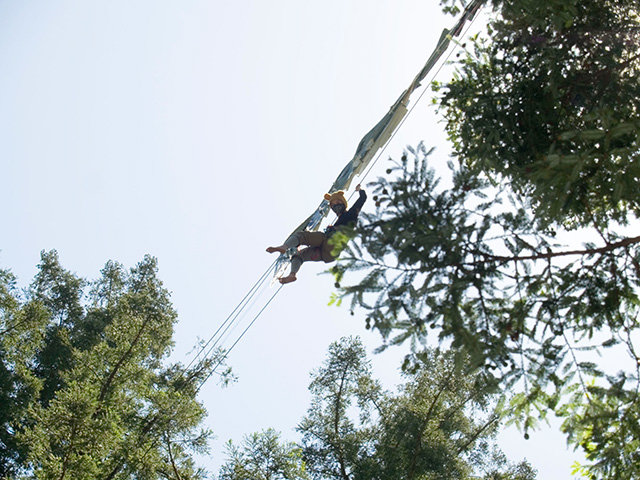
267,184,367,284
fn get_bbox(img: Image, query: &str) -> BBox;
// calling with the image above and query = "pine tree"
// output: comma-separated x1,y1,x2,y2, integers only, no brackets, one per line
218,429,310,480
0,251,224,479
297,337,533,480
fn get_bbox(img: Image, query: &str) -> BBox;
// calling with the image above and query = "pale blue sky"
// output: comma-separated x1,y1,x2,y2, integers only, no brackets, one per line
1,1,581,477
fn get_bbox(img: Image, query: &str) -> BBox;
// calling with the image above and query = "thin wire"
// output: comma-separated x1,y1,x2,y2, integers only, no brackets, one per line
175,5,485,431
196,284,284,393
188,0,487,385
205,270,273,356
134,269,284,471
183,259,278,372
170,0,484,404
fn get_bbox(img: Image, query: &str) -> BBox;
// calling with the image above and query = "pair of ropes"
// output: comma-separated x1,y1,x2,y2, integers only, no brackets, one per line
191,260,283,393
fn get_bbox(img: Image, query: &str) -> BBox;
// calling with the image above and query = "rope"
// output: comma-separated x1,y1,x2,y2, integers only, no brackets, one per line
183,0,487,384
182,259,278,373
196,283,284,393
134,265,283,469
336,7,484,212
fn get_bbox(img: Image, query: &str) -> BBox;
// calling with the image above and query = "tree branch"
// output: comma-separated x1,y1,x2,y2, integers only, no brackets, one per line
456,414,501,455
474,235,640,265
166,435,183,480
98,313,152,404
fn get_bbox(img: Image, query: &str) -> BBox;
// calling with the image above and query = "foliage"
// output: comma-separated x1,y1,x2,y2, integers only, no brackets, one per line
435,0,640,228
329,1,640,477
482,456,538,480
296,337,380,480
296,337,534,480
438,0,472,16
0,268,49,476
0,250,225,480
218,429,310,480
331,145,640,479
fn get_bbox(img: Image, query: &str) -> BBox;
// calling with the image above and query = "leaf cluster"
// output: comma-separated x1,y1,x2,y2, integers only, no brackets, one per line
436,0,640,228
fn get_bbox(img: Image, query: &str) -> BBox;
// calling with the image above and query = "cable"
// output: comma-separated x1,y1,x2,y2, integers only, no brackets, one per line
134,265,285,468
183,259,278,373
334,8,484,214
173,0,486,423
127,6,488,471
196,284,284,393
197,263,276,361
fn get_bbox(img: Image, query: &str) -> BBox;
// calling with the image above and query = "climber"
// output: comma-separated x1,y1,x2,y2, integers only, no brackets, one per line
267,184,367,284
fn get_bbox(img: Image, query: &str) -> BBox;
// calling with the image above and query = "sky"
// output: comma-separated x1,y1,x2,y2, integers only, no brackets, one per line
1,1,585,477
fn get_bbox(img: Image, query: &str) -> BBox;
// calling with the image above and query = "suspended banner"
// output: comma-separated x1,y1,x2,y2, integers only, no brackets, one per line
274,0,485,281
292,0,484,236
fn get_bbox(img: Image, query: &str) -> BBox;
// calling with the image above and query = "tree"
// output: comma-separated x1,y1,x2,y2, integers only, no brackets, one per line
331,145,640,479
297,337,534,480
218,429,310,480
0,251,225,479
0,268,49,477
435,0,640,229
297,337,380,480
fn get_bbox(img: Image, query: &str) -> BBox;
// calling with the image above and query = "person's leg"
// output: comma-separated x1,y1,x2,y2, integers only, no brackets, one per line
279,255,303,284
279,246,322,284
267,231,325,254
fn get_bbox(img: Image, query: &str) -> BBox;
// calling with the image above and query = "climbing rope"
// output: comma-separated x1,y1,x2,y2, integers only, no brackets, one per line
332,4,486,212
195,283,284,393
184,259,278,373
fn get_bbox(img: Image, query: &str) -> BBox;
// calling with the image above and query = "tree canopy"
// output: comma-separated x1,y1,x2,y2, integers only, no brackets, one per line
296,337,535,480
437,0,640,228
0,251,224,480
218,429,309,480
217,337,536,480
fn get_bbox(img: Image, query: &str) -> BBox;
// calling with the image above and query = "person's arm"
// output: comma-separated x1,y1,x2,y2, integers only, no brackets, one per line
333,185,367,229
351,185,367,213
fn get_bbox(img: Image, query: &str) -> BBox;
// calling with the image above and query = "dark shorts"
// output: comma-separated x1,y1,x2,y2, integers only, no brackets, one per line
291,231,336,263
